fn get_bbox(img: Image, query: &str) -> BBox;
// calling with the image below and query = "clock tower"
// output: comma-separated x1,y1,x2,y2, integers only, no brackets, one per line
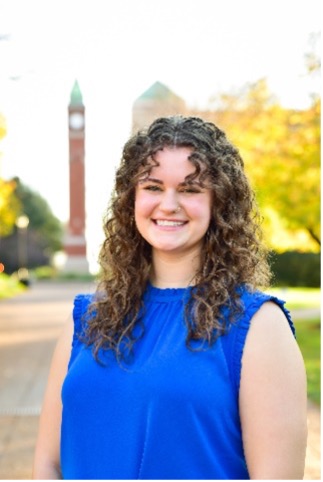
63,80,89,273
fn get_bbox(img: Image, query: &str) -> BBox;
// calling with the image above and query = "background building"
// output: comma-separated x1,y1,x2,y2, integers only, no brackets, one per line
132,81,187,132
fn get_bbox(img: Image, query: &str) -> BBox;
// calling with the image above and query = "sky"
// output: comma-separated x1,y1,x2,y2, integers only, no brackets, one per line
0,0,321,270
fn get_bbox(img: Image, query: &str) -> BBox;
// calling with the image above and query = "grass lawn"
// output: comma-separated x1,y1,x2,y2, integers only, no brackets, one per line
266,287,320,309
294,318,321,405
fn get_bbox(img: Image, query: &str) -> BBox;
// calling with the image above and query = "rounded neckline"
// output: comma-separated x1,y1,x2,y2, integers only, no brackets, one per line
145,281,192,301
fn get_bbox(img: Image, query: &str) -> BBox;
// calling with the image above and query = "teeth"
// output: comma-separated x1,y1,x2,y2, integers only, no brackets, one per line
155,220,184,226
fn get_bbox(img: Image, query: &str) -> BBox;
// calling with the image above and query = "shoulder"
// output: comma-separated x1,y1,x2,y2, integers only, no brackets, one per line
220,287,295,393
69,293,96,367
242,300,303,371
247,300,294,339
73,293,95,318
238,288,299,373
72,293,96,329
238,287,294,332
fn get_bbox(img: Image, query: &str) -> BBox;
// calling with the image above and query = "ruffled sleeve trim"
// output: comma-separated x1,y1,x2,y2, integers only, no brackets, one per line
223,290,295,397
68,293,94,368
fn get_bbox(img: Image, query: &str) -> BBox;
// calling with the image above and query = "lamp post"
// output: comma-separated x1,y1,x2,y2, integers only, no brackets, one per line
16,215,30,285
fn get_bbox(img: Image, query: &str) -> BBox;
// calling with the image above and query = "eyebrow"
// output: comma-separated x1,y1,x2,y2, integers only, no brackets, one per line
138,177,163,184
138,177,204,187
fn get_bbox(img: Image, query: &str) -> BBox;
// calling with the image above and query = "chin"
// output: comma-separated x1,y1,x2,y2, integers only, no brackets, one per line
151,242,184,252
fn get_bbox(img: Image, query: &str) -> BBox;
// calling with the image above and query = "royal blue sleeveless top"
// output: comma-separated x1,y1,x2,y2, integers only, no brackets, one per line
61,284,294,479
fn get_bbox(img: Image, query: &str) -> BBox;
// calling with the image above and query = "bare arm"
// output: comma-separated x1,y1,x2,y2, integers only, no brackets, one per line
240,302,307,480
32,317,74,479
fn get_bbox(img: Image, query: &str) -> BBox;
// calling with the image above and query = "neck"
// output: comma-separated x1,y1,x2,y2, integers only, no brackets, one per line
150,249,202,288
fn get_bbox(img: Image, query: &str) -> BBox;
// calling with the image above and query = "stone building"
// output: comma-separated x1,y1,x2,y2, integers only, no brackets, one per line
132,81,187,132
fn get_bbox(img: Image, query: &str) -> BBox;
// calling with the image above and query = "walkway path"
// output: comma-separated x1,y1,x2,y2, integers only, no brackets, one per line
0,281,320,479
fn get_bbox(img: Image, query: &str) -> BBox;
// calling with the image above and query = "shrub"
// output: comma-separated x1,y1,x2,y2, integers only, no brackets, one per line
269,251,320,287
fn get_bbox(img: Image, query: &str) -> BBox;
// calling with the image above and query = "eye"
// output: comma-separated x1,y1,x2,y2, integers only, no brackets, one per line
143,184,162,192
179,185,202,194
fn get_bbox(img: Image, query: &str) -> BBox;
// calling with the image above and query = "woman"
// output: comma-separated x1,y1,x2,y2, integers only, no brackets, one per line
33,116,307,479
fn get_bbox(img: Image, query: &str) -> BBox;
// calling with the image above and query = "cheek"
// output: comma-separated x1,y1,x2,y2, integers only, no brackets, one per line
134,190,155,218
188,196,212,222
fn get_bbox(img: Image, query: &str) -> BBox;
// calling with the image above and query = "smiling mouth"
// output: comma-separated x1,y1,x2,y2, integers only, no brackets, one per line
154,220,187,227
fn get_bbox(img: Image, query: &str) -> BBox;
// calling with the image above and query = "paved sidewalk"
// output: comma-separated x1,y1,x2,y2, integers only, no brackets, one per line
0,281,320,479
0,281,96,479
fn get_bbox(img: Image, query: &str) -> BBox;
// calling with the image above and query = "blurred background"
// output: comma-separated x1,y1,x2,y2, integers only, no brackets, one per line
0,0,320,478
0,0,320,276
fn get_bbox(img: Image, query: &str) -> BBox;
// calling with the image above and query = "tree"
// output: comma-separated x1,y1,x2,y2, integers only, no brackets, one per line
13,177,63,253
0,113,22,236
0,178,63,273
0,178,21,236
0,112,7,140
198,79,320,250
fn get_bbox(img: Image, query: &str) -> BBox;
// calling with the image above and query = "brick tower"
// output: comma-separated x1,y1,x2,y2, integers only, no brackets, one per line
63,80,89,273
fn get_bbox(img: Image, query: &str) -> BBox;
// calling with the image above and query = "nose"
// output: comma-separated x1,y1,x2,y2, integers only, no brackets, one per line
159,189,180,213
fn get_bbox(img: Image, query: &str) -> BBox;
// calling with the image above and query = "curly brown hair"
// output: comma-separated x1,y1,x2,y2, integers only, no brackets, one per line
85,115,271,361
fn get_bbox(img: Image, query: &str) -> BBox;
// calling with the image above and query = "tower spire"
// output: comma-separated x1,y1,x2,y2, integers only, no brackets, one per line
70,80,83,106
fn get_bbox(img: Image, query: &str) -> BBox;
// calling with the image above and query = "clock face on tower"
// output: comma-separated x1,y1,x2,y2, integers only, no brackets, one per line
69,112,84,130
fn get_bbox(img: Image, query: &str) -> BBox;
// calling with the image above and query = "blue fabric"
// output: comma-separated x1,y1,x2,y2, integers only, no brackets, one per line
60,284,294,480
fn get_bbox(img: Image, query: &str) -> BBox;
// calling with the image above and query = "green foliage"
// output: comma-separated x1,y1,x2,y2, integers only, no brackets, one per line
294,318,321,405
0,112,7,140
13,177,63,253
257,100,321,246
270,251,320,287
31,265,58,279
0,272,26,299
200,79,321,251
57,271,96,282
0,179,21,236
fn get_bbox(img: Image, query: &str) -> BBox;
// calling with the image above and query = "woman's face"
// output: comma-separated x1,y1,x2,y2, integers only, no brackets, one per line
134,146,212,258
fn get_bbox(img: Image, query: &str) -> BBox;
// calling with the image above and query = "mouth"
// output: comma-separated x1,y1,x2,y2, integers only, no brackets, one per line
153,219,187,227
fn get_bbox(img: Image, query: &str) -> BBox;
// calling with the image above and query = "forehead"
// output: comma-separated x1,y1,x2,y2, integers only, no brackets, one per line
154,146,192,164
136,146,211,185
146,146,195,176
